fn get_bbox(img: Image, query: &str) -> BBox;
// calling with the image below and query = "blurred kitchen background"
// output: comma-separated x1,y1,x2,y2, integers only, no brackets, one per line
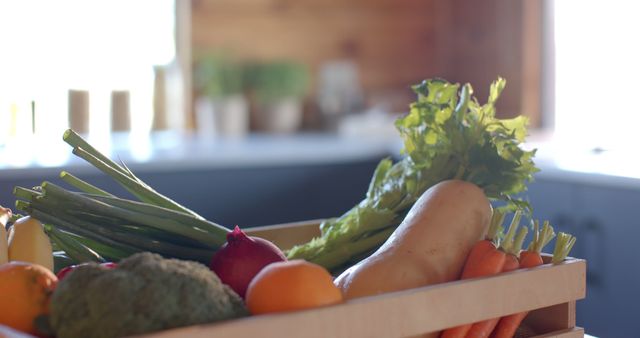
1,1,638,336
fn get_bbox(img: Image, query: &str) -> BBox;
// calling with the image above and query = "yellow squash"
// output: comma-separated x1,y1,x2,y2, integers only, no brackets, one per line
8,216,54,271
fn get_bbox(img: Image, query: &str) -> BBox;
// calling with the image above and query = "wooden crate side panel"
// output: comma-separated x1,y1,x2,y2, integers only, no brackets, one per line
525,301,576,333
532,327,584,338
140,326,583,338
246,220,322,250
142,260,585,338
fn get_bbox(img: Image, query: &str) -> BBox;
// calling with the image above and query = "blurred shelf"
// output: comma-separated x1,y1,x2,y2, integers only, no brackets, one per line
0,131,402,179
3,129,640,193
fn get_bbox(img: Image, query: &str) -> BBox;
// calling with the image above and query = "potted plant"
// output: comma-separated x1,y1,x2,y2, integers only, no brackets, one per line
193,54,249,137
247,61,309,134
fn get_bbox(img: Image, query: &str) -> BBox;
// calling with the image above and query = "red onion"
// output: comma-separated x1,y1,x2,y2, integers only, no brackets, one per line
56,262,117,280
210,226,286,298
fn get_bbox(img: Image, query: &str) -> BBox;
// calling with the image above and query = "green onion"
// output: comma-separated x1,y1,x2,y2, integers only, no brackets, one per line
60,171,113,197
12,129,231,266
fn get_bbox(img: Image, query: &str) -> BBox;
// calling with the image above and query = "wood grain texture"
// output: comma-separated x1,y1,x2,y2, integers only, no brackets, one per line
533,327,585,338
525,301,577,333
189,0,543,124
438,0,524,118
191,0,436,94
139,258,585,338
521,0,544,126
245,219,322,250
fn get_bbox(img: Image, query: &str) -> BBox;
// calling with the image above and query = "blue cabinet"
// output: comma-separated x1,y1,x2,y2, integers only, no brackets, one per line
526,177,638,338
0,158,383,228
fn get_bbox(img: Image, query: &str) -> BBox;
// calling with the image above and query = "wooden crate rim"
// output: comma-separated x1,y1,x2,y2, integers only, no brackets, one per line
142,256,585,338
245,219,581,265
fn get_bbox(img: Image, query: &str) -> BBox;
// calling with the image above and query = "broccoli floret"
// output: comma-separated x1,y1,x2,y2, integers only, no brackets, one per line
49,252,248,338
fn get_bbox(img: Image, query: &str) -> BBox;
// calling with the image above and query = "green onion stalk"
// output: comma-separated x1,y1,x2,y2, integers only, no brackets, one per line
13,130,231,266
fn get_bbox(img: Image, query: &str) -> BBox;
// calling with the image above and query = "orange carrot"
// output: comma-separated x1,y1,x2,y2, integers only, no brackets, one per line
465,223,529,338
491,221,559,338
440,210,513,338
517,250,543,267
460,210,505,279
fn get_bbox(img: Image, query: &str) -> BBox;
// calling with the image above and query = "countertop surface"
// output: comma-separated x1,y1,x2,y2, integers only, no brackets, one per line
0,131,397,178
2,129,640,191
524,131,640,190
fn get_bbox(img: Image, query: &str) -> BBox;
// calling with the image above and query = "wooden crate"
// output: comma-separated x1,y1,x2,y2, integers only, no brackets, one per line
142,220,587,338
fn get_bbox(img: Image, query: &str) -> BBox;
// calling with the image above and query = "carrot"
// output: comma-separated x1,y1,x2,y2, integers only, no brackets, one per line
460,210,506,279
465,220,529,338
491,220,558,338
518,220,554,267
440,210,514,338
518,250,542,268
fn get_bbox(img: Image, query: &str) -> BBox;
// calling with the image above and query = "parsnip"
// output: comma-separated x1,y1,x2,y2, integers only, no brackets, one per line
8,216,54,271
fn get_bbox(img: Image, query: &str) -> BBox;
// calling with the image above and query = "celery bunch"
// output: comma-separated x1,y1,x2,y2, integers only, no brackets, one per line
287,78,538,271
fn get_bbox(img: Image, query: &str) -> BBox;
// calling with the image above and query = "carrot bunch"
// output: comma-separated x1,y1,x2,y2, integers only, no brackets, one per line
464,213,529,338
491,227,575,338
490,220,556,338
441,210,527,338
441,209,579,338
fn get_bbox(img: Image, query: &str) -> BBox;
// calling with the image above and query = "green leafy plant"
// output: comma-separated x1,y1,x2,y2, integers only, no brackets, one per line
246,61,310,103
194,54,244,98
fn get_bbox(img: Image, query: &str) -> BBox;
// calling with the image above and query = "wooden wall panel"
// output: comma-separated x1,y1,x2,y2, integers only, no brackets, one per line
190,0,438,116
190,0,542,125
434,0,527,118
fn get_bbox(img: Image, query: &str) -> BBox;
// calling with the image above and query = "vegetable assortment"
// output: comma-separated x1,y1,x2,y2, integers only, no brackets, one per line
0,77,582,338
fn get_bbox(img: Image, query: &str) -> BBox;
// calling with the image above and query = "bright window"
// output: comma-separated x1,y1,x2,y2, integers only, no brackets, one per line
554,0,640,151
0,0,175,154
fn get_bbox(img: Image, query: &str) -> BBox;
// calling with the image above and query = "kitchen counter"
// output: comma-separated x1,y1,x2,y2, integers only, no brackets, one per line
525,132,640,191
0,131,398,178
3,129,640,193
